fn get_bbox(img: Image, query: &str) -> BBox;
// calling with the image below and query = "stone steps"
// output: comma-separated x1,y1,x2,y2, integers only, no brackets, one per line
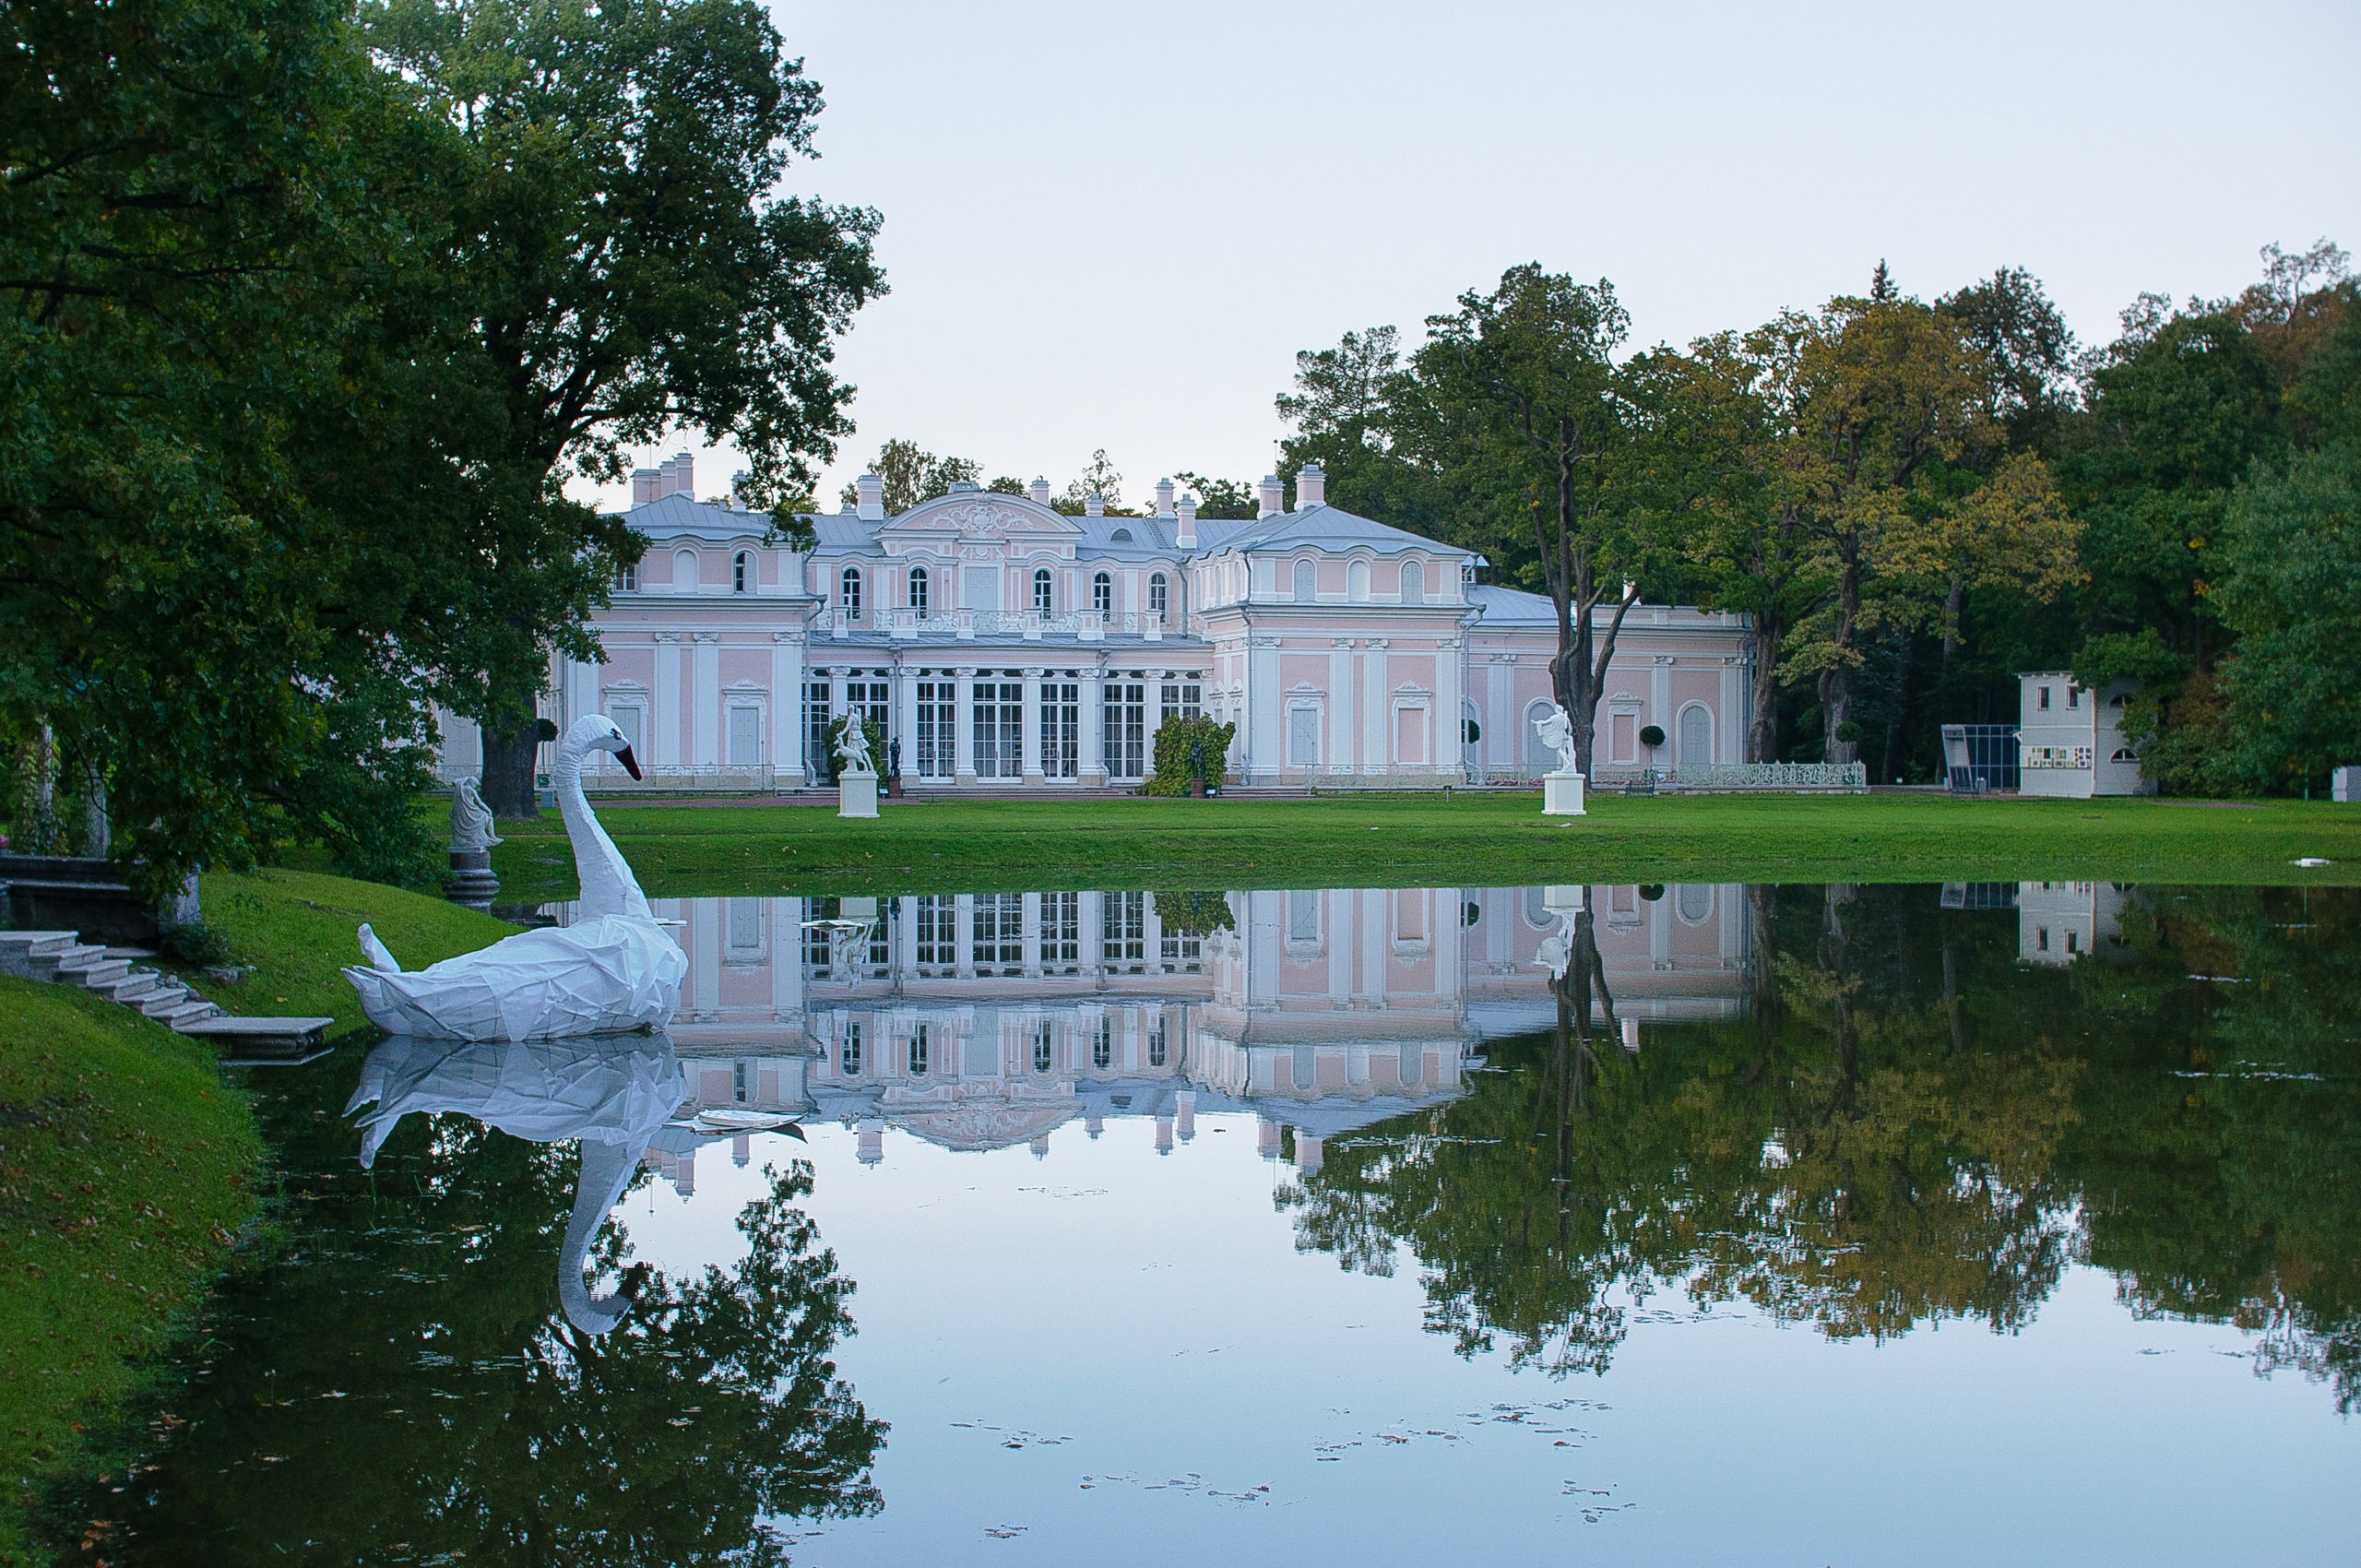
2,924,229,1031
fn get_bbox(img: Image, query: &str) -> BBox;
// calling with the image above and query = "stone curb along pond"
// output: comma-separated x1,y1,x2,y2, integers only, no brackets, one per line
33,876,2361,1565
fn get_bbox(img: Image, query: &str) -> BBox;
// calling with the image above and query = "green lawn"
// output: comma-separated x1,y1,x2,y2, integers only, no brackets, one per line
0,983,261,1566
488,790,2361,899
188,867,523,1037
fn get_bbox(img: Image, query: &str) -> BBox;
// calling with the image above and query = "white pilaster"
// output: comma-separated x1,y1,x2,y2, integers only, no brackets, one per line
1650,654,1672,754
1437,636,1462,780
653,633,681,768
693,632,720,766
1020,667,1044,782
1081,660,1107,786
1248,635,1280,781
954,667,977,781
1364,639,1388,774
1328,640,1353,774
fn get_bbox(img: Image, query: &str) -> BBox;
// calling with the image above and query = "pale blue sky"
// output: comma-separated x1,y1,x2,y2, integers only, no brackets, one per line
594,0,2361,511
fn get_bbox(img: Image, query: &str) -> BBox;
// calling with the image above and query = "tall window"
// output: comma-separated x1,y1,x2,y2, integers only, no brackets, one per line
1033,567,1053,613
732,551,751,592
974,680,1021,778
1032,1024,1053,1075
840,1021,862,1077
839,566,861,619
1148,573,1168,623
972,893,1022,972
908,1025,929,1075
1103,679,1145,778
1104,891,1145,968
1293,558,1315,600
1042,892,1080,971
1400,558,1423,602
908,565,929,617
1148,1016,1168,1067
1042,681,1081,778
846,679,890,761
1159,680,1202,723
1092,571,1112,615
804,680,833,780
914,896,955,973
915,680,956,778
801,897,837,970
1092,1026,1112,1071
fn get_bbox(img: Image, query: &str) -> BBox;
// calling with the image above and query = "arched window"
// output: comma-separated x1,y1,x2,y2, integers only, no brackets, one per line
1293,558,1315,601
908,566,929,616
674,546,698,588
1148,573,1169,622
908,1024,929,1075
1032,1027,1052,1074
1348,558,1370,602
1400,559,1424,602
1092,571,1112,615
1678,703,1713,769
839,565,861,619
840,1022,862,1077
733,551,752,593
1033,567,1053,613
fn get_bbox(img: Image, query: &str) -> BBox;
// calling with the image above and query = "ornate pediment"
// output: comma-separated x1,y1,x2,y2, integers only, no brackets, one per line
884,494,1082,540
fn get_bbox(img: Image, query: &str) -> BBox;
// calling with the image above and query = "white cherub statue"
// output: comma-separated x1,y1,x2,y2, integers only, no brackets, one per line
835,713,876,778
450,777,502,853
1534,704,1580,775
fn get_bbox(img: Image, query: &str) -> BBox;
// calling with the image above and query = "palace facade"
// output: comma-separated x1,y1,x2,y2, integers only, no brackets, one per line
435,456,1755,790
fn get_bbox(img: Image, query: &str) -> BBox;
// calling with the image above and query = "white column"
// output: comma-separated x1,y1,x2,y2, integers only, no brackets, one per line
1021,892,1041,978
1326,891,1350,1004
954,667,977,781
1328,640,1353,774
954,895,974,979
693,633,721,766
894,662,918,782
653,633,681,769
770,897,803,1022
1248,635,1280,781
1081,890,1105,979
691,898,721,1018
1487,656,1512,771
1436,637,1462,780
1365,638,1388,775
772,633,803,784
1082,661,1108,785
1020,667,1044,782
1651,654,1673,754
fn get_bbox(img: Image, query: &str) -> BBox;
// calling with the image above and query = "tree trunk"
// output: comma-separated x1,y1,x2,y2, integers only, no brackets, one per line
1749,609,1781,762
481,720,545,820
1820,533,1863,765
1877,627,1913,784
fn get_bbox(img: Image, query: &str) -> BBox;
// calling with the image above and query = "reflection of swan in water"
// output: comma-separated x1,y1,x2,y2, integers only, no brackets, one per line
345,1032,687,1334
342,715,687,1039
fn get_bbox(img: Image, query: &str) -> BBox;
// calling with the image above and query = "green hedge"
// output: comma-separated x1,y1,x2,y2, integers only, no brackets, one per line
1141,715,1236,797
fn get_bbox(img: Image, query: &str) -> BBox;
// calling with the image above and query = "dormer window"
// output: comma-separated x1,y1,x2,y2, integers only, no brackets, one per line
908,566,929,617
1110,528,1133,543
1149,573,1168,622
733,551,752,593
1092,571,1112,616
839,565,861,620
1033,567,1053,613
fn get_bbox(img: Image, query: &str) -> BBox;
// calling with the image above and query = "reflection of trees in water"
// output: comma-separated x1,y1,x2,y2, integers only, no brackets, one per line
1285,885,2359,1408
51,1075,883,1566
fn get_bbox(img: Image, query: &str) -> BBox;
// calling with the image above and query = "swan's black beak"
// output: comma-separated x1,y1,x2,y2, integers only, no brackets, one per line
617,743,642,780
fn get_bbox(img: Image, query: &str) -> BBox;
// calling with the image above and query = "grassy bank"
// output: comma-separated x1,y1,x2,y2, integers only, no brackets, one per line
0,983,261,1565
2,870,511,1561
488,791,2361,898
189,867,523,1037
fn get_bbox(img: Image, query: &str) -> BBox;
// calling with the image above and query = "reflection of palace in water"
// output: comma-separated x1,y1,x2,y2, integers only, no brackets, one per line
550,884,1751,1180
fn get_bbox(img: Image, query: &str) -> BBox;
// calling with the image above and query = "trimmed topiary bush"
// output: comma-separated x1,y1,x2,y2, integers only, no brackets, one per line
1143,715,1236,796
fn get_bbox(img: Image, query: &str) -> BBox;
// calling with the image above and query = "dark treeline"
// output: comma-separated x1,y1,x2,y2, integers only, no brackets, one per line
2,0,882,894
1275,251,2360,790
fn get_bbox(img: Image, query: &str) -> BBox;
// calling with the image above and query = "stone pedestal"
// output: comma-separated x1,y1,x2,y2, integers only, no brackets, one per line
1543,771,1586,816
445,849,499,909
838,774,878,818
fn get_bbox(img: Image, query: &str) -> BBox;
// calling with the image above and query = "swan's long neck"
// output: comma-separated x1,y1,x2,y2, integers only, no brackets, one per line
557,731,649,921
558,1134,647,1335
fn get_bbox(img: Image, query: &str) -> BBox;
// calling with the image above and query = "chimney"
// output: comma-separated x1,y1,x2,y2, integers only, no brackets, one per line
730,469,750,507
632,468,659,505
1257,474,1283,518
1084,492,1105,517
1029,476,1051,506
857,471,885,521
661,451,694,499
1295,461,1325,510
1176,492,1198,550
1155,478,1176,517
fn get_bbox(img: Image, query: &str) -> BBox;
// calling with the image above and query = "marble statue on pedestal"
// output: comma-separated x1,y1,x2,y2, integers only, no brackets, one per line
836,713,878,818
445,777,504,906
1535,705,1586,816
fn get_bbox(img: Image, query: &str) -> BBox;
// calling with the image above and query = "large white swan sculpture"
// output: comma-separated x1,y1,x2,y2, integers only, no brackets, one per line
343,714,687,1039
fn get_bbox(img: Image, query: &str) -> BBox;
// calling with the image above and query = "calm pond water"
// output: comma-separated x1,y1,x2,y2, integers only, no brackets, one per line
53,882,2361,1565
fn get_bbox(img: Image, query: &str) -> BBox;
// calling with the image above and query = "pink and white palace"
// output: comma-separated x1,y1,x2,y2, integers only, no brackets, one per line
436,455,1754,790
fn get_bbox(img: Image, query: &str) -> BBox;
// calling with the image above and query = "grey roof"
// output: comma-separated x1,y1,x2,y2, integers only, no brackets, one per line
1466,584,1560,627
623,493,775,540
1206,504,1474,559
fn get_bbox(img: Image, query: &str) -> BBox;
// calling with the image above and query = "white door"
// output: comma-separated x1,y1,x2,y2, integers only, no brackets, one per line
1679,705,1712,771
728,706,760,766
1287,707,1320,768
